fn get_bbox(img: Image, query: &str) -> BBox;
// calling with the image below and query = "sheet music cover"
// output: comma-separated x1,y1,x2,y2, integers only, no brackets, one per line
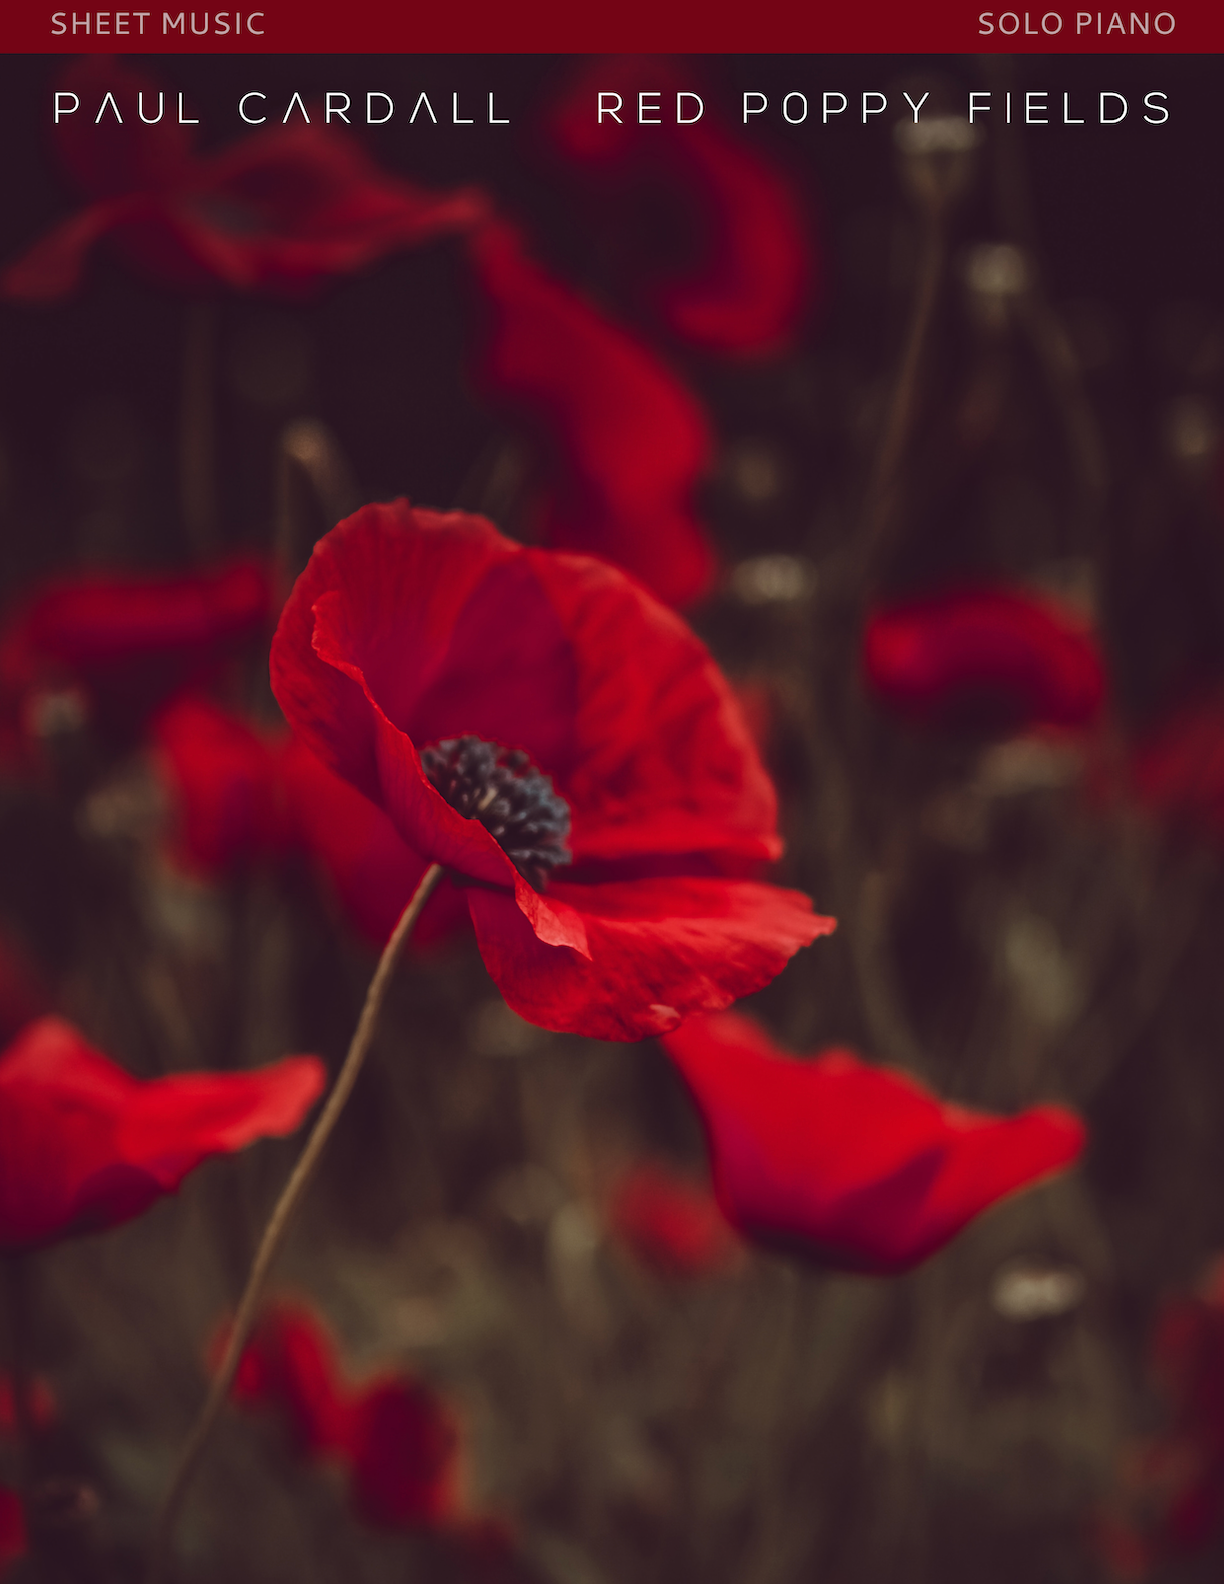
0,12,1219,1584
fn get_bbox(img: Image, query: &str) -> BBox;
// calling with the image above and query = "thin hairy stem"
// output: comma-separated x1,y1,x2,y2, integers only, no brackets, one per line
146,862,444,1584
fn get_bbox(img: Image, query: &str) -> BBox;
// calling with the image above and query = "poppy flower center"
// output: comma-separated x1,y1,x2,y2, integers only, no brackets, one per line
419,735,572,889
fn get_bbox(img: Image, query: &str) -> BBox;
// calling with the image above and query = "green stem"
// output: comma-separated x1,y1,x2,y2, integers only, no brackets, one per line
145,862,444,1584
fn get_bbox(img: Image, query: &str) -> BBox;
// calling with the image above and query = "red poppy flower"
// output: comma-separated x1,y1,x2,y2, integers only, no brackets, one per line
1096,1260,1224,1574
1130,688,1224,837
148,698,469,944
0,1375,55,1437
0,1489,24,1578
229,1301,458,1531
229,1303,353,1456
661,1011,1086,1273
466,218,716,609
270,501,829,1040
550,57,816,356
151,695,293,876
863,584,1107,735
609,1163,742,1277
0,558,272,750
0,1017,325,1252
346,1376,458,1529
279,736,471,948
2,59,487,302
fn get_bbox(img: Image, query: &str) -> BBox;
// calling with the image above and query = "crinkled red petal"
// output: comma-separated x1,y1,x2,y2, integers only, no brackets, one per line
466,878,833,1040
526,547,781,869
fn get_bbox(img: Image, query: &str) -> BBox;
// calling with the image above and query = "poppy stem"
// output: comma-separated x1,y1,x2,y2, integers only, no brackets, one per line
145,862,444,1584
859,209,946,581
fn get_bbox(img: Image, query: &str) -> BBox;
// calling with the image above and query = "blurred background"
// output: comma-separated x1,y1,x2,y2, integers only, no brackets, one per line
2,49,1224,1584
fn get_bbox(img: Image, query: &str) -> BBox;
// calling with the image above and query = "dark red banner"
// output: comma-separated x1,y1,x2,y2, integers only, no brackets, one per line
0,0,1214,52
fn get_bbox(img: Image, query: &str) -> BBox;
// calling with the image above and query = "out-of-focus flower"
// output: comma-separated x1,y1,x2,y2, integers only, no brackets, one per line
270,502,830,1039
1130,688,1224,838
346,1376,458,1529
0,1374,55,1436
2,59,487,302
151,695,292,876
863,584,1107,735
609,1162,742,1277
0,1489,24,1578
229,1302,458,1533
466,218,716,609
147,698,470,945
229,1303,355,1457
1095,1261,1224,1578
661,1010,1086,1273
0,558,272,751
550,57,816,356
0,1017,325,1252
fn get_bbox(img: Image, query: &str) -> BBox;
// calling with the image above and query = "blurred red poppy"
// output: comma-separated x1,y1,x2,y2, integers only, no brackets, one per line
550,57,816,356
230,1302,458,1532
0,1489,24,1578
863,584,1107,735
1096,1261,1224,1577
346,1376,458,1529
0,1017,325,1252
148,697,469,945
229,1303,354,1457
270,501,830,1039
1130,688,1224,837
0,558,272,751
609,1163,742,1277
466,217,716,609
0,1374,55,1436
662,1010,1086,1273
151,695,292,876
2,59,487,302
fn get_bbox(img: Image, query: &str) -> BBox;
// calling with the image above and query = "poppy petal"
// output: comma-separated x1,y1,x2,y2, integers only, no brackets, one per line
467,217,716,608
280,737,470,947
525,547,782,869
1,198,137,304
466,878,832,1040
662,1011,1086,1272
151,696,291,875
0,1487,26,1575
863,584,1107,734
347,1377,458,1529
609,1163,741,1276
0,1018,326,1251
228,1303,354,1456
551,57,815,356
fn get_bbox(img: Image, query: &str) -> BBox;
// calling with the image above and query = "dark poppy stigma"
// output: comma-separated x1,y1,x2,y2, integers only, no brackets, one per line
419,736,572,889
